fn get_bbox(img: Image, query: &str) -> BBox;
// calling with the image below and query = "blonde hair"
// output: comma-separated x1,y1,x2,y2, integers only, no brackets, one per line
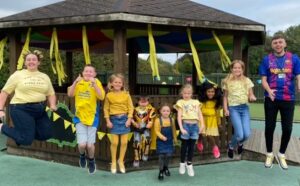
222,60,247,87
107,73,127,91
179,84,193,97
24,50,44,61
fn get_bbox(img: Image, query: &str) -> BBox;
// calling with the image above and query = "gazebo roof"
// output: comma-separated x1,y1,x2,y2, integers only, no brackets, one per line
0,0,265,53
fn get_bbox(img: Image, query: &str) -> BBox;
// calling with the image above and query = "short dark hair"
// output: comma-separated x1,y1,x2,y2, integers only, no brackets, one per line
271,34,285,41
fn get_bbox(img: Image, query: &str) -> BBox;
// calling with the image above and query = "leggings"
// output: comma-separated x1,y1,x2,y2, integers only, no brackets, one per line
180,139,196,163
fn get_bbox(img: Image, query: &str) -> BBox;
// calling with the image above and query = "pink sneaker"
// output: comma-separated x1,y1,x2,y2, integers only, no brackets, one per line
197,141,203,153
212,145,220,158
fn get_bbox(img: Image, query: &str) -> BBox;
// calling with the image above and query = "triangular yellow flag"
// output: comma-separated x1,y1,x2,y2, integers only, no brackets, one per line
127,132,133,142
52,112,60,121
71,124,76,133
64,120,72,129
97,132,106,140
176,130,180,137
106,133,112,143
45,106,50,111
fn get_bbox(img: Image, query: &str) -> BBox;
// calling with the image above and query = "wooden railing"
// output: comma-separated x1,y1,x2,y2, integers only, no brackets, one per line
6,94,233,169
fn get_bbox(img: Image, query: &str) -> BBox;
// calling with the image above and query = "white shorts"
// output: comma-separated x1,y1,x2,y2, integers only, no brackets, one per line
75,123,97,144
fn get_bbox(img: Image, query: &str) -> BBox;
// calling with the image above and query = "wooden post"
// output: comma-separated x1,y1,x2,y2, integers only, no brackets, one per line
113,24,127,74
128,40,138,94
233,33,242,60
8,33,21,74
65,51,73,83
242,46,249,75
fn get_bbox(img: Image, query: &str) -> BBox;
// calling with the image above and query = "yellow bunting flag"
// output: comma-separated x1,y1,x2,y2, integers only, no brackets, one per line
71,124,76,133
17,28,31,70
176,130,180,137
82,26,91,64
212,31,231,71
0,37,7,70
45,106,50,112
52,112,60,122
127,132,133,142
64,120,72,129
148,24,160,81
106,133,112,143
187,28,204,82
50,27,67,86
97,132,106,140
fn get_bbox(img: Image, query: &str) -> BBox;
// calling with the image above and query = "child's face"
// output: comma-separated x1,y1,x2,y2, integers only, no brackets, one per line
160,106,171,118
82,66,96,81
111,77,123,91
138,99,149,107
231,63,243,77
206,88,215,99
182,88,193,100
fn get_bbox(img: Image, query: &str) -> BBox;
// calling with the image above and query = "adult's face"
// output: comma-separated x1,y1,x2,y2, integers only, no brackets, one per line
25,54,40,71
271,38,286,56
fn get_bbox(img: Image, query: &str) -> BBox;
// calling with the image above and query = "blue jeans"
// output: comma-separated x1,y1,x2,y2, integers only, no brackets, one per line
181,123,199,140
228,104,251,148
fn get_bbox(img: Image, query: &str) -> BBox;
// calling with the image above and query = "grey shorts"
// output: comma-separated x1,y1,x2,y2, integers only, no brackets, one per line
75,123,97,144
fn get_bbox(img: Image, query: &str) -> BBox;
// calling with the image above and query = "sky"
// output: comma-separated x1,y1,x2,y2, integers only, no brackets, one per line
0,0,299,62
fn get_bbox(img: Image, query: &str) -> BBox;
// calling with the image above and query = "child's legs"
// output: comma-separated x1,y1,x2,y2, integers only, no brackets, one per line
86,126,97,158
110,134,119,164
187,139,196,163
158,154,165,170
119,134,128,163
240,105,251,144
207,135,216,147
76,123,88,154
164,153,172,168
180,139,188,163
228,106,244,148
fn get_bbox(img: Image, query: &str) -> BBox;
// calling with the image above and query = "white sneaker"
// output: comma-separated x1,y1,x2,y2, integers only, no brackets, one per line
264,152,274,168
186,164,195,177
179,162,186,174
275,153,288,170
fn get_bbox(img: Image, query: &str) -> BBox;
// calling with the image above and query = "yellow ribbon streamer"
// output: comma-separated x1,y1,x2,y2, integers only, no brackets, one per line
0,37,7,70
82,25,91,64
212,31,231,71
187,28,204,82
17,28,31,70
50,27,67,86
148,24,160,81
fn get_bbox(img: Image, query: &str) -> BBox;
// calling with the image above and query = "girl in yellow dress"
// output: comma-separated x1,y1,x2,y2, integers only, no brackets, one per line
198,81,223,158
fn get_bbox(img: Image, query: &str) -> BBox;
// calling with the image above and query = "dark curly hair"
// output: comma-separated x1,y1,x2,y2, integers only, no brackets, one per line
198,81,223,109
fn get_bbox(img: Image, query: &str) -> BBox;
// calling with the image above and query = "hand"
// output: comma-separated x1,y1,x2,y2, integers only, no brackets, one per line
90,77,96,87
49,105,57,112
74,74,82,84
180,128,188,135
249,95,257,102
162,136,167,141
0,110,5,118
199,125,205,134
125,119,131,128
146,123,151,129
224,109,230,117
106,120,113,129
268,89,276,101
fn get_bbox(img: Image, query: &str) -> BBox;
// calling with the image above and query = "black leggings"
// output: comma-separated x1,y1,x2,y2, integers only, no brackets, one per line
180,139,196,163
264,97,294,154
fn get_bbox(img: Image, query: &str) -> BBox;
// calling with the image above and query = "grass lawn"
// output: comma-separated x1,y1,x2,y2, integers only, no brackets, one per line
249,103,300,122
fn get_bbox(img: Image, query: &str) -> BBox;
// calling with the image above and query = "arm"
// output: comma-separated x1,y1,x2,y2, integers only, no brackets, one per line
261,76,276,101
67,75,82,97
223,90,229,116
177,108,187,135
0,91,9,117
171,118,178,144
125,94,134,127
297,74,300,93
154,118,166,141
103,96,113,128
198,107,205,134
92,78,105,100
47,94,57,111
248,88,257,102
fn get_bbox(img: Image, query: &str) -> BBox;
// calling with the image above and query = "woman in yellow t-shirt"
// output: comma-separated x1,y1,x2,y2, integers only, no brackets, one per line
0,50,57,146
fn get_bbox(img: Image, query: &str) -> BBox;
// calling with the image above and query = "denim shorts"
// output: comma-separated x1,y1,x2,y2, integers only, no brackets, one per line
181,123,199,140
110,114,130,134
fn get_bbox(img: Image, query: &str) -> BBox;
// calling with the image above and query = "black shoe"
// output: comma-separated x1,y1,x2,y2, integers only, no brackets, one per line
164,167,170,176
228,147,234,159
79,155,87,168
158,170,164,180
237,144,243,155
88,159,96,174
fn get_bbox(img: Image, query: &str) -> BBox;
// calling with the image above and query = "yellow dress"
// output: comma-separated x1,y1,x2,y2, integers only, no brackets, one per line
201,100,220,136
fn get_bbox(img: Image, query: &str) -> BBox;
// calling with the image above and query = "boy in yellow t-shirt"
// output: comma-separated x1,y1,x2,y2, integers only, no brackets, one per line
68,64,105,174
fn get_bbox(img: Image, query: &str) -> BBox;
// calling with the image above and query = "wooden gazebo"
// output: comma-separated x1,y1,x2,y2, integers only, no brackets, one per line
0,0,265,170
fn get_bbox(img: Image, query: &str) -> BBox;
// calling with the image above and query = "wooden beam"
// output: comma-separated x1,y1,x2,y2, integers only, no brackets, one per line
65,51,73,84
233,33,242,60
128,40,138,95
242,46,249,75
8,33,21,74
113,25,127,74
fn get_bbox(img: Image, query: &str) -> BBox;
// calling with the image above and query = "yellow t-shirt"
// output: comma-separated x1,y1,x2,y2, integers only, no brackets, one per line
222,78,254,106
175,99,202,120
103,91,134,118
2,69,55,104
74,79,105,126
